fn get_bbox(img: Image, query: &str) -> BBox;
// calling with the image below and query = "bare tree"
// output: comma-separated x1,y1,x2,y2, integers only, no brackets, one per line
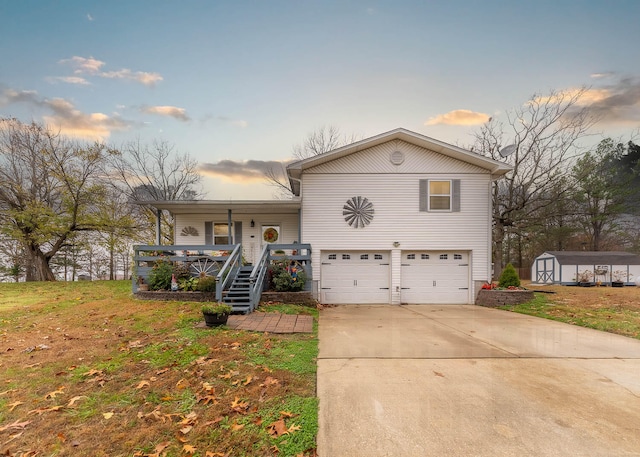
108,139,203,244
0,118,109,281
266,126,359,197
473,88,597,276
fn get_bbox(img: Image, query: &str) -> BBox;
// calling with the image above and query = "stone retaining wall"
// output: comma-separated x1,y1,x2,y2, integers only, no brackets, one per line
475,289,534,307
260,291,317,307
135,291,216,302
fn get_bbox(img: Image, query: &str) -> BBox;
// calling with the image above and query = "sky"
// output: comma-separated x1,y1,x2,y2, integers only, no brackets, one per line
1,0,639,199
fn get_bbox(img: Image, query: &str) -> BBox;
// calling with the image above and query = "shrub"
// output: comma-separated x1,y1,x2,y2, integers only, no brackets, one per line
148,260,174,290
498,263,521,288
196,276,216,293
179,276,198,291
269,258,307,292
172,262,191,281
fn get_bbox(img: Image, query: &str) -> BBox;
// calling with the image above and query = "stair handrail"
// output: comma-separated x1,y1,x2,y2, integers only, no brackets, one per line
215,244,242,302
249,244,271,311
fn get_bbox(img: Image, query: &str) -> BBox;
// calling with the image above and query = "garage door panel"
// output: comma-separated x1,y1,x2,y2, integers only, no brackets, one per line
401,252,469,304
321,251,390,304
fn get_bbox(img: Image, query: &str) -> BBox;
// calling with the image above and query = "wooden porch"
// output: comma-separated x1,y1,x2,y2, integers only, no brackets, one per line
132,243,312,313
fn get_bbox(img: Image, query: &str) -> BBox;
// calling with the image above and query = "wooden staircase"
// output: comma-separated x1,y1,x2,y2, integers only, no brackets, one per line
222,266,254,314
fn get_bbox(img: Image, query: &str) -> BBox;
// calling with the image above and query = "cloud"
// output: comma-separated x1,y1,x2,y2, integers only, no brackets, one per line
199,159,293,183
591,72,615,79
87,13,94,21
47,76,91,85
425,109,491,126
583,77,640,125
141,105,190,122
100,69,163,86
58,56,162,86
201,114,248,128
534,79,640,126
0,87,132,140
60,56,105,74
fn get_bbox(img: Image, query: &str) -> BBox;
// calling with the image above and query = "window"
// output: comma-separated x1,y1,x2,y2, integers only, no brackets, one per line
374,254,383,260
407,254,416,260
421,254,430,260
328,254,337,260
454,254,463,260
419,179,460,212
214,223,229,245
429,181,451,210
360,254,369,260
439,254,448,260
342,254,351,260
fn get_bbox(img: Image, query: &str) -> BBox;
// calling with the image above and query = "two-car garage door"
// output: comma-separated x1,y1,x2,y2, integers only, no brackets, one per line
320,251,469,304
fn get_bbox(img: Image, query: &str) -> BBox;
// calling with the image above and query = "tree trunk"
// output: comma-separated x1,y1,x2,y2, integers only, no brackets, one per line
27,248,56,281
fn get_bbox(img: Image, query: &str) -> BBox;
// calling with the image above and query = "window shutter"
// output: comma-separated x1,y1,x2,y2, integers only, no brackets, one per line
204,221,213,245
452,179,460,212
419,179,428,212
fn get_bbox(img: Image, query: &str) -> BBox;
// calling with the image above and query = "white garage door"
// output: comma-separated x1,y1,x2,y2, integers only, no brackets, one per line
321,251,390,304
401,251,469,304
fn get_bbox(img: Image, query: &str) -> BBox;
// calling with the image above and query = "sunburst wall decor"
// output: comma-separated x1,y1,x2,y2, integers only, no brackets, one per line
180,226,199,236
343,196,374,228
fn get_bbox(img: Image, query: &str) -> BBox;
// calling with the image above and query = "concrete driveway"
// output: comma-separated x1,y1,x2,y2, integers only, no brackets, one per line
317,305,640,457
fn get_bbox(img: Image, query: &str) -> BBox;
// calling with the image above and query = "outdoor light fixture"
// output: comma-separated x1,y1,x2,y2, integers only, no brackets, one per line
250,219,255,228
393,241,400,247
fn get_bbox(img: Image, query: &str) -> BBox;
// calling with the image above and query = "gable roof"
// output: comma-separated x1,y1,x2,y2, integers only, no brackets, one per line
542,251,640,265
286,128,513,195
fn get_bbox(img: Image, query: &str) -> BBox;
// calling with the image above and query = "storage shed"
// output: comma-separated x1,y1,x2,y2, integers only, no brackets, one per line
531,251,640,285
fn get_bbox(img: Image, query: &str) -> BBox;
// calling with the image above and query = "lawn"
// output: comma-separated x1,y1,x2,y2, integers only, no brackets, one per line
0,281,318,457
499,283,640,339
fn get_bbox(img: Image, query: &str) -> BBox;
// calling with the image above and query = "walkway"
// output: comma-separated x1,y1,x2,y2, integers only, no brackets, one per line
227,312,313,333
318,304,640,457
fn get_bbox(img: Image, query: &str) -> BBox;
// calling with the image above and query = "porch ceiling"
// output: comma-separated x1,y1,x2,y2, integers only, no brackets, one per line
138,199,301,214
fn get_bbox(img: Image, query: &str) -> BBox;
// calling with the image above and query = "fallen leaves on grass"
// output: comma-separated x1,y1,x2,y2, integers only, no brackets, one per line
6,401,24,411
44,386,65,399
267,411,302,438
0,419,31,432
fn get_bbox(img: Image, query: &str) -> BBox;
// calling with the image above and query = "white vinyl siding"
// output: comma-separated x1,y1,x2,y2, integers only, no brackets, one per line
306,139,489,175
301,172,491,302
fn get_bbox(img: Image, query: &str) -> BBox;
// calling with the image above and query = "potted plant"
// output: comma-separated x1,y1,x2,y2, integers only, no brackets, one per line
576,270,593,286
611,270,629,287
201,303,232,327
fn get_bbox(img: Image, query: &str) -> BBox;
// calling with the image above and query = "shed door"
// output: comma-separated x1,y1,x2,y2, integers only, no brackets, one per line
401,251,469,304
321,251,390,304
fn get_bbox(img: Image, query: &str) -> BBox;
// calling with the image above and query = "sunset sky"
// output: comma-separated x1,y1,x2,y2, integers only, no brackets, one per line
1,1,639,199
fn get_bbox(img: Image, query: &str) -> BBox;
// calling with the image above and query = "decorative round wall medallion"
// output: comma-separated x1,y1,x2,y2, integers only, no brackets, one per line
343,196,374,228
390,150,404,165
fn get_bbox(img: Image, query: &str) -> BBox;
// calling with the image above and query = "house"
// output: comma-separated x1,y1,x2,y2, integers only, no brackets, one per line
137,128,512,309
531,251,640,285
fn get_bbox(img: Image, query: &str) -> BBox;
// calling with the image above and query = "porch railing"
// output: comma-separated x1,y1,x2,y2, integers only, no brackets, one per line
132,244,239,292
215,244,243,302
133,243,312,312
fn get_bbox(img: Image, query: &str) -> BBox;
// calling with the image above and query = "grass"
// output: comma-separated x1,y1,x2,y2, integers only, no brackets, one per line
0,280,318,456
499,283,640,339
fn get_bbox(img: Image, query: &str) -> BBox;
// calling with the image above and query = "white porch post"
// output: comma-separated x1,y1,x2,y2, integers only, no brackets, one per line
155,209,162,245
228,209,233,244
